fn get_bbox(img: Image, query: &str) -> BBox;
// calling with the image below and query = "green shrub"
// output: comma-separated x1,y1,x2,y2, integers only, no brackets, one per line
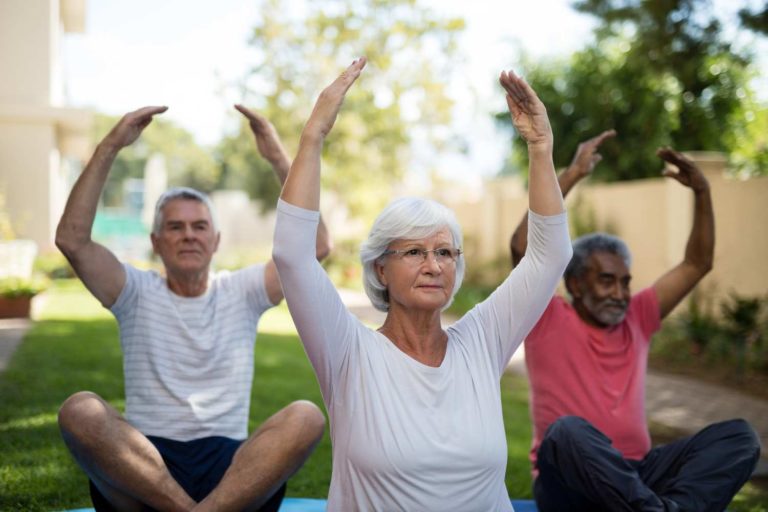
33,252,75,279
651,292,768,380
323,238,364,291
720,294,767,375
447,283,495,316
0,277,49,299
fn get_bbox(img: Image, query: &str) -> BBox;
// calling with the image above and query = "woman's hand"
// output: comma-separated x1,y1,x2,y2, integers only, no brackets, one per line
281,58,367,212
499,70,552,151
303,57,367,142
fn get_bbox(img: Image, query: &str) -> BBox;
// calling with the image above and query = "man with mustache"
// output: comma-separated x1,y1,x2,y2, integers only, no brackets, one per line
509,133,760,511
55,105,327,511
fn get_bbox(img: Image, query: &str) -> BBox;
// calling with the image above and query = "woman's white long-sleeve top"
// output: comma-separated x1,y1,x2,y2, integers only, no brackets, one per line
273,199,571,512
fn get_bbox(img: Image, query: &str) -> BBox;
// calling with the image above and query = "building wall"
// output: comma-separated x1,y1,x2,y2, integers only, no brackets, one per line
0,123,58,244
0,0,91,252
0,0,55,105
445,153,768,310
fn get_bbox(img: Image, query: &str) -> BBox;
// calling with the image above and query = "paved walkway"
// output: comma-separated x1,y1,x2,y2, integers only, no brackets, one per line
0,318,30,372
2,289,766,476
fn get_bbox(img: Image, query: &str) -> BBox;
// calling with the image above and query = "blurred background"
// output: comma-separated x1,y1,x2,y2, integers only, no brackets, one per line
1,0,767,376
2,2,768,508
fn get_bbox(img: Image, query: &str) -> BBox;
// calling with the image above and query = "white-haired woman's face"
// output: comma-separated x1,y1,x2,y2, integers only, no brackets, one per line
374,227,459,313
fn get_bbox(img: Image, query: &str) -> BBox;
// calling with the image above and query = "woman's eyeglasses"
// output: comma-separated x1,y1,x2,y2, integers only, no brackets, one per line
382,247,462,266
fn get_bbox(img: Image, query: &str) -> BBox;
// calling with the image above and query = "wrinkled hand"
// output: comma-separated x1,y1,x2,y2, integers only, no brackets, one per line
499,70,552,148
657,147,709,193
568,129,617,178
234,104,288,166
103,106,167,150
304,58,367,140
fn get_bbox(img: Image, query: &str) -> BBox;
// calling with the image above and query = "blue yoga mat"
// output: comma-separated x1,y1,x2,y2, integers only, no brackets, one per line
277,500,537,511
278,499,539,511
65,497,538,511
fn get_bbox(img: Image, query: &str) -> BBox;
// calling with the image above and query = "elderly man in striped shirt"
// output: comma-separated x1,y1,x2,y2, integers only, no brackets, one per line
55,105,328,512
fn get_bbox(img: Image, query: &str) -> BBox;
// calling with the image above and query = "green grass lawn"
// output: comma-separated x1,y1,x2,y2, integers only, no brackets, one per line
0,280,765,510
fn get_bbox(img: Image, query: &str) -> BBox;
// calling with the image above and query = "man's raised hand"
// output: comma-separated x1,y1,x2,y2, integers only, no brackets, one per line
103,106,167,151
234,104,290,170
657,147,709,193
569,129,617,178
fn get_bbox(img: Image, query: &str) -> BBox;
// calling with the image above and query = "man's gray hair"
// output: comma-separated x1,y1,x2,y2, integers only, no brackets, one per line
360,197,465,312
152,187,218,235
564,232,632,283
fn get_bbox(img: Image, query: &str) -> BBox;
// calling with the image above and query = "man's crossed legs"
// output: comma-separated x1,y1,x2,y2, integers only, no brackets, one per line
58,392,325,512
535,415,760,512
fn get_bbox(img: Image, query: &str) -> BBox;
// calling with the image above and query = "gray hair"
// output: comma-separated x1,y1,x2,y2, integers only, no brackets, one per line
152,187,218,235
360,197,465,312
564,232,631,286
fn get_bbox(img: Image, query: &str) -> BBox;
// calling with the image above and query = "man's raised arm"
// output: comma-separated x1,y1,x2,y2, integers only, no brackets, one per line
56,106,167,307
652,148,714,319
234,104,333,304
509,129,616,267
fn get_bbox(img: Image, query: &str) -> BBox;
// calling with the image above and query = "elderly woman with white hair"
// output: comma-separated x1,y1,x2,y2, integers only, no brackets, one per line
273,58,572,511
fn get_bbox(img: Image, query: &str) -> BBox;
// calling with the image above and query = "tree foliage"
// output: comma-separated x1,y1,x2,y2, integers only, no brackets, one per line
215,120,283,214
92,114,218,207
739,4,768,35
504,0,766,181
218,0,464,221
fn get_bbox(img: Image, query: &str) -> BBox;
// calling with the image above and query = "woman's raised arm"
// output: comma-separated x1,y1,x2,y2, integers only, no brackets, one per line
280,58,367,211
499,70,563,216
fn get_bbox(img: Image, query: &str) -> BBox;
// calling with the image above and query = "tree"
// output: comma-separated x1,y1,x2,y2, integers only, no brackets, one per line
92,114,219,208
503,0,766,181
215,118,283,214
739,4,768,35
218,0,464,221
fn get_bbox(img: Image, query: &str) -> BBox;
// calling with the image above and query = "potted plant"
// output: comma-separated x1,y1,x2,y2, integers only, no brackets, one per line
0,276,48,319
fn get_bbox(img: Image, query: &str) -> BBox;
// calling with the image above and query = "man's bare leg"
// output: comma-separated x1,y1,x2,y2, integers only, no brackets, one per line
58,391,196,512
194,400,326,512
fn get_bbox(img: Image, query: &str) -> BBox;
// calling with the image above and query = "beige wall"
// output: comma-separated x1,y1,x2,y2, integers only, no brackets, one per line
0,0,91,251
444,153,768,310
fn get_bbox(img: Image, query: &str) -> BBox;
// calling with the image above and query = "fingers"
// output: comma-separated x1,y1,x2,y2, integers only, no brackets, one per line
130,105,168,120
348,56,367,76
657,146,690,165
124,106,167,130
320,57,367,105
499,70,530,106
127,105,166,127
234,103,256,120
657,147,693,184
234,104,271,133
589,129,617,147
304,58,367,140
657,147,698,177
234,103,266,124
106,106,166,149
334,57,367,95
504,93,522,119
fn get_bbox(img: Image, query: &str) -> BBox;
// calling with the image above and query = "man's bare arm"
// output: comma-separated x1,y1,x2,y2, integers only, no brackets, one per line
652,148,714,319
56,106,167,307
510,129,616,267
235,105,332,304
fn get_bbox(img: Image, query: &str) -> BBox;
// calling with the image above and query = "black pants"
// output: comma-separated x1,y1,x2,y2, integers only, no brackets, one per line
534,416,760,512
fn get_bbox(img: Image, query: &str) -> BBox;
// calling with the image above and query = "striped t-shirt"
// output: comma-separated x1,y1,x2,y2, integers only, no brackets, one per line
111,263,275,441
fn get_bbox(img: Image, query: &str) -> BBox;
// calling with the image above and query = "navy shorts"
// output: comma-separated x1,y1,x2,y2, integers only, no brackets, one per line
89,435,286,511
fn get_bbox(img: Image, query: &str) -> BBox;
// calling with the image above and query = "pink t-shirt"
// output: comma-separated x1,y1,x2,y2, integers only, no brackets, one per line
525,287,661,473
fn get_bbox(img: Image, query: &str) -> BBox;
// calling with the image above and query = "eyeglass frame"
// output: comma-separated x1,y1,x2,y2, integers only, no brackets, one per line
380,247,463,266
